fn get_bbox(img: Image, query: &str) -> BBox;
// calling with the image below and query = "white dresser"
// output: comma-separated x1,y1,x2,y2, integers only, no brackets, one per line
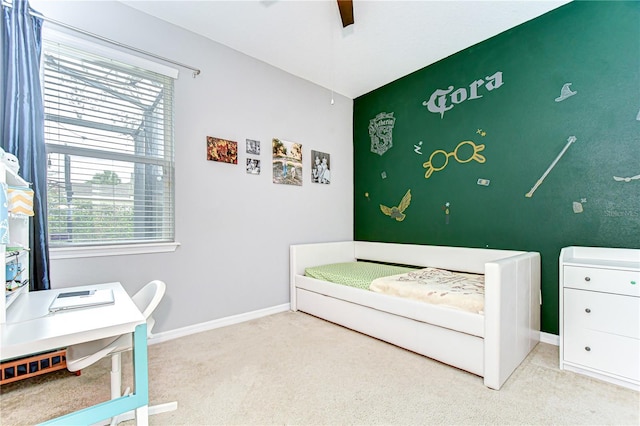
559,246,640,391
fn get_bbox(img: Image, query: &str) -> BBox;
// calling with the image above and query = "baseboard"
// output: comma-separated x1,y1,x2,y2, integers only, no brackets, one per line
149,304,560,347
149,303,291,345
540,331,559,346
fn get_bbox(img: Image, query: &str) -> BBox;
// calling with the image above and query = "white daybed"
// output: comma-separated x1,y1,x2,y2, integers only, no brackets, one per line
290,241,541,390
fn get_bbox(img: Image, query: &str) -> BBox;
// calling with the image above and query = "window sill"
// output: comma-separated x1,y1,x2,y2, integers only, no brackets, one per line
50,242,181,260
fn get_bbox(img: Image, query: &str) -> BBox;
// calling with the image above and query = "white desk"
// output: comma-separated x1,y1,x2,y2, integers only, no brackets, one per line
0,282,150,425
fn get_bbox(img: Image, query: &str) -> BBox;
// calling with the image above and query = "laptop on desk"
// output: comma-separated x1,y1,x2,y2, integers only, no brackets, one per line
48,288,115,313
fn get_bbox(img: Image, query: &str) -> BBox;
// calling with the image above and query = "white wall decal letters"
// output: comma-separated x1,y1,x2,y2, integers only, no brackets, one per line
423,88,455,118
451,88,468,104
484,72,504,91
422,72,504,119
469,79,485,99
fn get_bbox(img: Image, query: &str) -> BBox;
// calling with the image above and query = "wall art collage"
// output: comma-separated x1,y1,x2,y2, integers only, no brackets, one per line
206,136,331,186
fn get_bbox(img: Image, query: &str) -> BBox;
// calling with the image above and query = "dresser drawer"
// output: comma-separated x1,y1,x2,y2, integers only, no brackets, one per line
563,288,640,338
563,266,640,296
563,328,640,381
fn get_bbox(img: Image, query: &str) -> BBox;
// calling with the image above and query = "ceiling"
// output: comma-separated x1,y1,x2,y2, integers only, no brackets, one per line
120,0,570,99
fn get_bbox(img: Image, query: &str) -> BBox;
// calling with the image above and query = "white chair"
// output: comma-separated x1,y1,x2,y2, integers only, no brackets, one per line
66,280,177,425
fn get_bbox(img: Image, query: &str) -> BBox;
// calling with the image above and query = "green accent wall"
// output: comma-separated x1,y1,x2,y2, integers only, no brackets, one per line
353,1,640,334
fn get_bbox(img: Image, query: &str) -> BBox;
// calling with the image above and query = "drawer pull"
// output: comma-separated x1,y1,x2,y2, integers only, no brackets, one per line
584,276,591,282
585,308,591,313
585,346,591,352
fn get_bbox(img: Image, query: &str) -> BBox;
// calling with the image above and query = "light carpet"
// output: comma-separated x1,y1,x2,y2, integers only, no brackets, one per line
1,311,638,425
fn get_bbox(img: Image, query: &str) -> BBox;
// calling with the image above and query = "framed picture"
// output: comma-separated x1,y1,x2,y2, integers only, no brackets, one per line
272,138,302,186
246,158,261,175
207,136,238,164
311,150,331,184
246,139,260,155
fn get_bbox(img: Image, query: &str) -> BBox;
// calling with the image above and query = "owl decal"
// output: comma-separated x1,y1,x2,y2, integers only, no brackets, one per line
380,189,411,222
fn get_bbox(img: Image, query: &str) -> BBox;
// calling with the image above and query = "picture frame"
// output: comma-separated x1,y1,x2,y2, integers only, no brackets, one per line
311,150,331,184
272,138,302,186
207,136,238,164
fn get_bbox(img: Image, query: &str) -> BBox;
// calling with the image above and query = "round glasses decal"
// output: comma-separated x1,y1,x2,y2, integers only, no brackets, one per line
423,140,486,179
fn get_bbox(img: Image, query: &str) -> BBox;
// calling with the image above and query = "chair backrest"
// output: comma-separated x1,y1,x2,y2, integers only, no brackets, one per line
131,280,166,334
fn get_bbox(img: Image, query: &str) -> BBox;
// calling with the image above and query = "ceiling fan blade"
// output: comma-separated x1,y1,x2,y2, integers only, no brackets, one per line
337,0,354,27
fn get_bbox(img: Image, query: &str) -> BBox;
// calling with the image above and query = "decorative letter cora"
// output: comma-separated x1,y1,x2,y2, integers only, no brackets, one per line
423,72,504,119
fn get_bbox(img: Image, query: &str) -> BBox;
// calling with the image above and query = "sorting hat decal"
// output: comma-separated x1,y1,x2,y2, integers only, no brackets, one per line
555,83,577,102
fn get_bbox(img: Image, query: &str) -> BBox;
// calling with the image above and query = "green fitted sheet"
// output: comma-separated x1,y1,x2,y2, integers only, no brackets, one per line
304,261,417,290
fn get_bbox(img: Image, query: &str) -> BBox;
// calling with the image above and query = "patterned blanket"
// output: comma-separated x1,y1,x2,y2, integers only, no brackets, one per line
369,267,485,314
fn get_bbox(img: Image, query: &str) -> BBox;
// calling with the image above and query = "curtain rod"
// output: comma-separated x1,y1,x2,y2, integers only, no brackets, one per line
1,1,201,78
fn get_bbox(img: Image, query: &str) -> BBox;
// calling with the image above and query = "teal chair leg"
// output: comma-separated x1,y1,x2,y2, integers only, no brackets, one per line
40,323,149,426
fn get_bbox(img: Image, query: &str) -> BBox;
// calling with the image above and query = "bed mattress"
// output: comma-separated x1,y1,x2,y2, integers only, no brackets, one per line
305,261,485,314
301,261,485,337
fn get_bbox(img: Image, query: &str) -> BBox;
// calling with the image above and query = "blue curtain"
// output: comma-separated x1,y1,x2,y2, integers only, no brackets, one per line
1,0,50,290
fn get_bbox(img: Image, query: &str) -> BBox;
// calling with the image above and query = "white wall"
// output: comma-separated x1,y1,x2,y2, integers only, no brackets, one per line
30,0,353,333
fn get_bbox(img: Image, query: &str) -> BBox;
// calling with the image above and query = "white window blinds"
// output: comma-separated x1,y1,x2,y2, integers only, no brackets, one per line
43,39,175,247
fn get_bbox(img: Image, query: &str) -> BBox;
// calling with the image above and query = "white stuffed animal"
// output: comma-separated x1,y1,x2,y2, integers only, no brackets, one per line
2,153,20,173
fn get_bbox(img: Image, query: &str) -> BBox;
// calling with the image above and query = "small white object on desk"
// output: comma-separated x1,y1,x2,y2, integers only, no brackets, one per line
48,288,114,312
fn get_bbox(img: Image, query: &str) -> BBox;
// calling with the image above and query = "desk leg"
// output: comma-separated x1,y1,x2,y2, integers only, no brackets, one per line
39,323,149,426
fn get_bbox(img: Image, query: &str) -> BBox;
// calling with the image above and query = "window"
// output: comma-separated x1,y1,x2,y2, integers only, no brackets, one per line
42,36,175,248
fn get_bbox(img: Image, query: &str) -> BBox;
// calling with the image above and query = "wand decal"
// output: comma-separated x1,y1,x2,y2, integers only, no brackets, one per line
526,136,576,198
